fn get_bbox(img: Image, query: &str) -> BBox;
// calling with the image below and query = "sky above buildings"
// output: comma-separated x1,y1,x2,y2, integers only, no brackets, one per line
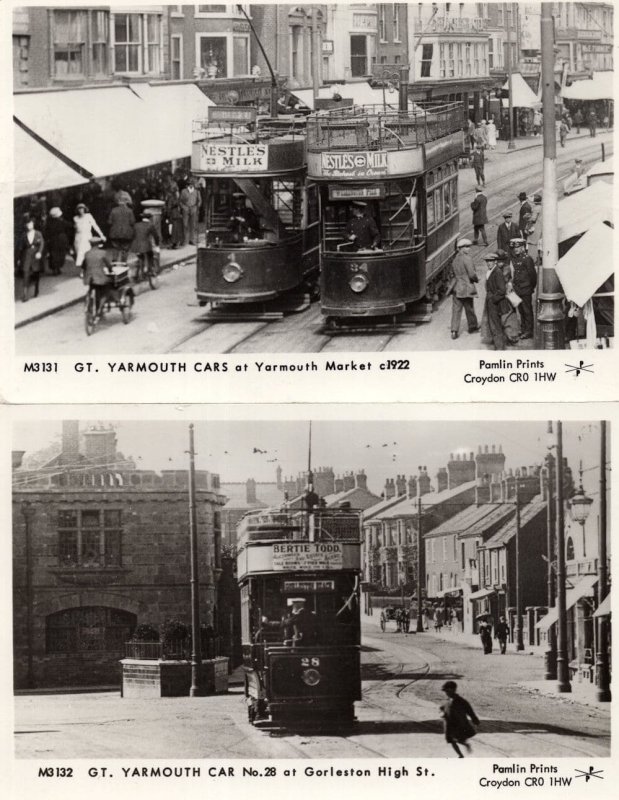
13,418,605,497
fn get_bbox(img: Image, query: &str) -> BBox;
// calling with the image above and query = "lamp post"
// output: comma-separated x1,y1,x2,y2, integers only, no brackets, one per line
555,421,571,692
187,424,205,697
514,480,525,650
416,496,424,633
506,2,515,149
596,421,611,701
544,428,557,680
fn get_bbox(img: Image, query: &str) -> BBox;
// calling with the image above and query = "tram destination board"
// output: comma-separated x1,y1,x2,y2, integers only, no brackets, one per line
329,184,385,201
208,105,257,125
282,580,335,593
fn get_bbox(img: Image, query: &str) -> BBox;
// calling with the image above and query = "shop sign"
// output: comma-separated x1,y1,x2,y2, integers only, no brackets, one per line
208,105,257,125
329,184,385,200
322,39,334,54
272,542,344,571
321,151,388,178
198,142,268,171
352,12,377,30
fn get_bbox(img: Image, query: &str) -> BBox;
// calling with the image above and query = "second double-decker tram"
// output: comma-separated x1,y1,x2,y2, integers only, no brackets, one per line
306,101,464,328
191,107,319,316
237,504,362,727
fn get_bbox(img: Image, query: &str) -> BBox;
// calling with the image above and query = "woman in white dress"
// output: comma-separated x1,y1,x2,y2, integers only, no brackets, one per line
73,203,104,268
486,117,497,149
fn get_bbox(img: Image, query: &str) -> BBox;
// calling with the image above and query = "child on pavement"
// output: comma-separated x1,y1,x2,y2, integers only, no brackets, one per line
439,681,480,758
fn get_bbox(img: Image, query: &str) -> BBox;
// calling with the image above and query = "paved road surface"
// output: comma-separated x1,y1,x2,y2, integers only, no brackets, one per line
15,627,610,759
16,134,611,356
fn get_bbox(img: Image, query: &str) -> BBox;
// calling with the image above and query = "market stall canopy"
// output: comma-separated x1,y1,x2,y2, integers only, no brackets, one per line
14,83,214,181
593,594,611,618
502,72,541,108
468,587,495,601
536,575,598,631
556,221,614,306
562,71,614,101
13,122,89,197
557,180,613,242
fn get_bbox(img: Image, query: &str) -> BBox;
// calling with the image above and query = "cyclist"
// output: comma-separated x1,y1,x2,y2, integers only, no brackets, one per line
82,237,114,316
132,211,160,282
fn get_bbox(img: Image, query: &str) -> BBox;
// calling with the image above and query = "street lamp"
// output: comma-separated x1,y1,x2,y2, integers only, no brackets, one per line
187,424,205,697
514,480,525,650
596,421,611,702
554,421,571,693
544,426,557,680
416,495,424,633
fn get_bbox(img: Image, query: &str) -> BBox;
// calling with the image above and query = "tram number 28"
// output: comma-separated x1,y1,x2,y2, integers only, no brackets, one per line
301,657,320,667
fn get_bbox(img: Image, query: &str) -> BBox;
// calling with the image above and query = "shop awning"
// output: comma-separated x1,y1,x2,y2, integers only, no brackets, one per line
593,594,611,618
468,587,495,601
14,83,214,181
13,122,89,198
536,575,598,630
502,72,542,108
557,180,613,243
562,72,614,101
556,221,614,306
437,587,463,598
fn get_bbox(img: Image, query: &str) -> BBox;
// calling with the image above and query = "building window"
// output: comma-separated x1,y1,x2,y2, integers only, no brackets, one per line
57,509,122,568
461,541,466,569
52,9,87,77
13,35,30,88
430,538,435,563
350,34,368,77
442,536,447,561
46,607,136,654
197,5,228,14
420,43,433,78
114,13,141,73
171,34,183,80
233,36,249,76
171,5,184,16
91,11,109,76
488,36,493,69
145,14,161,74
439,43,446,77
393,4,400,42
379,6,387,41
291,26,302,81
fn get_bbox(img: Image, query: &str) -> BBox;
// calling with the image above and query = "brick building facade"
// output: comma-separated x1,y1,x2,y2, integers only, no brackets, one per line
12,422,225,689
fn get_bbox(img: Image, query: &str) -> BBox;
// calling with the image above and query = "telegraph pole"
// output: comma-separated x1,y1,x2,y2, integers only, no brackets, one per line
506,3,515,148
555,421,571,692
596,421,611,701
416,496,424,633
514,481,525,650
311,8,321,103
544,427,557,679
188,424,205,696
537,3,566,348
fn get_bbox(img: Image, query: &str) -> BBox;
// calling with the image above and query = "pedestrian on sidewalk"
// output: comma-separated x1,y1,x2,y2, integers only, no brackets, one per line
17,215,45,302
434,606,445,632
495,616,510,654
486,117,497,149
439,681,480,758
559,119,568,148
450,238,479,340
166,188,184,249
472,145,485,187
132,211,160,282
573,108,583,134
532,109,542,136
517,192,532,239
588,109,597,137
44,207,72,275
479,617,493,654
180,178,201,246
497,212,519,254
108,197,135,263
74,203,105,270
470,187,488,246
509,237,537,340
527,194,543,262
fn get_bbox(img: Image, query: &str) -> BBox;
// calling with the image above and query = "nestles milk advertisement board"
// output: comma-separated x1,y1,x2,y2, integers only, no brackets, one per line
193,142,268,172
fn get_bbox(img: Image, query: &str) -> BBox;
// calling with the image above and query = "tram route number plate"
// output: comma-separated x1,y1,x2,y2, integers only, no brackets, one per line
272,542,344,571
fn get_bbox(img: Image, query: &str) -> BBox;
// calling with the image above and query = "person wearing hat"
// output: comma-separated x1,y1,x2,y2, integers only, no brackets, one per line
17,215,45,302
74,202,105,269
344,201,381,250
483,252,511,350
509,237,537,339
517,192,532,238
228,193,261,242
44,206,72,275
470,187,488,246
472,144,485,188
527,194,543,261
496,211,519,254
450,239,479,340
82,237,114,314
180,177,202,246
107,197,135,263
283,598,316,646
132,210,161,282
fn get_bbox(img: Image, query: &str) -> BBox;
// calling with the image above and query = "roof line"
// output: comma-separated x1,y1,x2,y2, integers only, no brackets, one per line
14,115,94,180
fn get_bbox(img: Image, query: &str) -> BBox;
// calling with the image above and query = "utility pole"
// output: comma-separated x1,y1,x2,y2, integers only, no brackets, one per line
544,427,557,679
416,496,424,633
537,3,566,349
555,421,571,692
506,3,515,148
188,424,205,697
596,420,611,701
514,480,525,650
311,8,321,103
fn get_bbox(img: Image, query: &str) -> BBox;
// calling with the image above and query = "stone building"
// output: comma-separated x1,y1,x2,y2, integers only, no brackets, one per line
12,422,225,689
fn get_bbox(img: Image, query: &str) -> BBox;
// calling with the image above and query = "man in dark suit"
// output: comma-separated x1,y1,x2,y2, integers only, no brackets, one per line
82,238,114,312
509,237,537,340
484,252,511,350
470,188,488,246
132,211,160,281
517,192,532,239
496,211,520,253
17,216,45,302
472,145,485,187
344,201,381,250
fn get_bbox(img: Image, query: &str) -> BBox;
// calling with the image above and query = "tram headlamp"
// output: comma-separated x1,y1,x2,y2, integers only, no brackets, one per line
349,273,369,293
222,260,243,283
301,668,321,687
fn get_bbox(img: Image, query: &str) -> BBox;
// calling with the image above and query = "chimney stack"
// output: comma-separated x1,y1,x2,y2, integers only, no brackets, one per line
384,477,396,499
396,474,407,496
447,451,476,488
418,466,432,496
343,471,355,492
355,469,368,490
334,476,345,493
407,475,418,498
436,466,448,493
475,443,506,481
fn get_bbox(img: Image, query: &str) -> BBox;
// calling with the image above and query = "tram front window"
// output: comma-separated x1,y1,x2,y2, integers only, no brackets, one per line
228,193,262,242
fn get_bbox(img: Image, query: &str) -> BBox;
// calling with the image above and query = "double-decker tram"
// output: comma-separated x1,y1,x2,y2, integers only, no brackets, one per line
306,99,465,330
191,106,319,319
237,502,362,727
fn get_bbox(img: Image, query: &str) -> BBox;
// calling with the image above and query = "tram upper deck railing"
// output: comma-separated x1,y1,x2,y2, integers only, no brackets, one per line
306,101,463,153
237,506,362,545
192,114,307,145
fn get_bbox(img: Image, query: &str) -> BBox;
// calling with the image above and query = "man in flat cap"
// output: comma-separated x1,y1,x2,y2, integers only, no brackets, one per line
483,252,511,351
450,239,479,340
509,237,537,340
344,201,381,250
497,211,519,254
470,187,488,246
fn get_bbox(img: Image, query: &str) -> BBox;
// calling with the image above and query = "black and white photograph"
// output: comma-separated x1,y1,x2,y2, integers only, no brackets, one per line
9,2,614,356
11,415,611,761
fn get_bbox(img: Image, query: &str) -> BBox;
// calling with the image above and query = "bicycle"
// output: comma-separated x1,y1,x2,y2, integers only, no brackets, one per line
84,264,134,335
135,250,161,290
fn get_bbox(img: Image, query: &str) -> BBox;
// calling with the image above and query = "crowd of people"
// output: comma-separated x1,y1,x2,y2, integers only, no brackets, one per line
14,163,205,302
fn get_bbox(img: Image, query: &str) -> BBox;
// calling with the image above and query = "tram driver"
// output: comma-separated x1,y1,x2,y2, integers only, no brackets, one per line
283,597,317,647
344,201,381,251
228,193,262,242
